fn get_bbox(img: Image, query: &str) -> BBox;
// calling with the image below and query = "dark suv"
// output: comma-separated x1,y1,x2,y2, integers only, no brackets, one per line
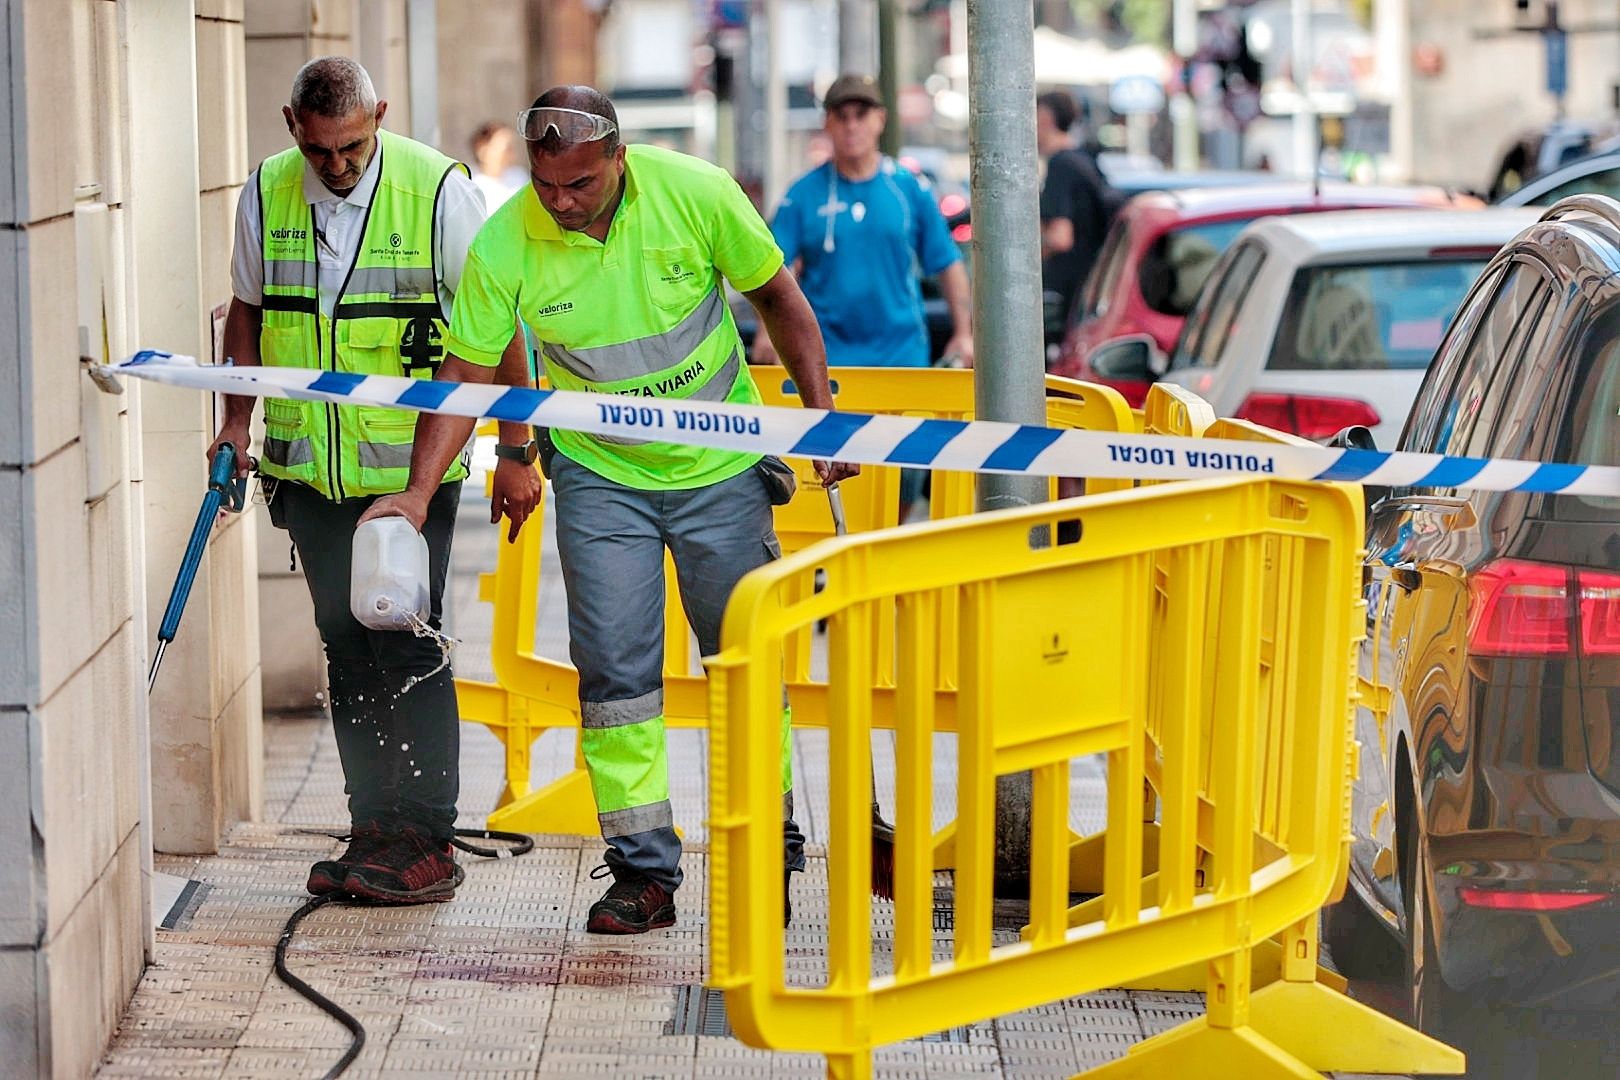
1326,196,1620,1068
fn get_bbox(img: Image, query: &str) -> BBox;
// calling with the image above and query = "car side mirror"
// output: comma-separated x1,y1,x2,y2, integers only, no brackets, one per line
1328,425,1388,510
1091,334,1166,380
1328,425,1375,451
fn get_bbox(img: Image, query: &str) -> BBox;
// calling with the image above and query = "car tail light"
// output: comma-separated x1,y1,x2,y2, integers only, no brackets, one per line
1233,392,1381,440
1458,887,1609,911
1469,561,1570,655
1468,561,1620,657
1581,569,1620,655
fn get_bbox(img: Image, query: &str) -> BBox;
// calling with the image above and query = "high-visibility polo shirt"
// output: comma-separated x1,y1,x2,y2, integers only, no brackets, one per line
446,144,784,490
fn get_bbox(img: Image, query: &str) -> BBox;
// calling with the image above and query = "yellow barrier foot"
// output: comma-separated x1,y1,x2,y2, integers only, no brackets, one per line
937,821,1106,875
1246,980,1466,1076
1076,1020,1320,1080
1044,888,1348,992
1112,936,1346,993
1066,824,1160,893
487,767,600,836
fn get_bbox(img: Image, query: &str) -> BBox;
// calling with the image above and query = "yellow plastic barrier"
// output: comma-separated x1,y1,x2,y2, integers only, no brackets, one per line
457,368,1136,834
707,475,1461,1079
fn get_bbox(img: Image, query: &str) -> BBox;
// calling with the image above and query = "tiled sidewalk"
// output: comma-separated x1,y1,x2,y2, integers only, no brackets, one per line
99,717,1186,1080
96,484,1398,1079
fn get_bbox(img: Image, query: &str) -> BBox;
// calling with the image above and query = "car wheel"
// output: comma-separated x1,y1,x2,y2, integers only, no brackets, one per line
1323,889,1402,979
1402,783,1460,1038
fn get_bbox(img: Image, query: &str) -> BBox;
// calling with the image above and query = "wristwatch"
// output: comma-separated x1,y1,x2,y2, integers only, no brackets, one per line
493,440,539,465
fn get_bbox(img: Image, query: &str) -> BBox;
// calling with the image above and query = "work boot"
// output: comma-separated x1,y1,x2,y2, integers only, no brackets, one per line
344,824,464,904
306,822,388,896
585,872,676,934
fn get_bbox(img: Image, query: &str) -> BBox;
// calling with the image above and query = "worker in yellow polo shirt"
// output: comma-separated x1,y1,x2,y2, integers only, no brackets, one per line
361,85,857,935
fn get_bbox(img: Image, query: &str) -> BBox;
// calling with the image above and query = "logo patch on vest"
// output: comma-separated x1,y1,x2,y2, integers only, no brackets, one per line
268,226,308,255
536,301,574,317
369,233,422,258
659,261,696,286
400,317,443,376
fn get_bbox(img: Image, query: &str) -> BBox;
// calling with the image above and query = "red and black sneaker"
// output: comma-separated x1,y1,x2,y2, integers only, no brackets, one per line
306,823,387,896
344,825,464,904
585,873,676,934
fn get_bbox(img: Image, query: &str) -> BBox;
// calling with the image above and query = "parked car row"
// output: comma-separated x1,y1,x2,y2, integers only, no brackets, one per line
1157,208,1534,445
1051,181,1484,405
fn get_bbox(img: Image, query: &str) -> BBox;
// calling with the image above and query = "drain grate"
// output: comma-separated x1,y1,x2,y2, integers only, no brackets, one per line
159,879,211,932
666,985,731,1036
667,985,972,1044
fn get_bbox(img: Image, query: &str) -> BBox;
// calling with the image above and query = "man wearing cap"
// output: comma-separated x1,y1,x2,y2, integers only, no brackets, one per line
361,85,858,935
754,73,973,370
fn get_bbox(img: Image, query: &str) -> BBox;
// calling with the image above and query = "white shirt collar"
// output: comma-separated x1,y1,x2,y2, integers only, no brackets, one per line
301,138,383,208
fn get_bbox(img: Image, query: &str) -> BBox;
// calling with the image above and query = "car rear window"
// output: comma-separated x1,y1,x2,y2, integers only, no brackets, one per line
1526,165,1620,207
1081,219,1130,321
1138,219,1253,317
1267,259,1489,371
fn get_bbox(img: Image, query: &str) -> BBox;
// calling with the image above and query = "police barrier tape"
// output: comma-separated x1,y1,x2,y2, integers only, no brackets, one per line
107,350,1620,496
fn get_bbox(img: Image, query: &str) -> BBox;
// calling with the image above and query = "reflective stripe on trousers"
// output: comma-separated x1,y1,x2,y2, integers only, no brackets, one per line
553,453,805,890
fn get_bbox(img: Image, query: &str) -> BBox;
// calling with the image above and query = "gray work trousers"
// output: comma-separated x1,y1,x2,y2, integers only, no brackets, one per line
550,452,805,893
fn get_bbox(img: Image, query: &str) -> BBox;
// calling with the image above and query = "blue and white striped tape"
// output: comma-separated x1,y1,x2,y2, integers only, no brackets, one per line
106,351,1620,497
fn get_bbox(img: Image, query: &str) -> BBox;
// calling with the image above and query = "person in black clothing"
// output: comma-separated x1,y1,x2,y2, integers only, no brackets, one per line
1037,90,1117,331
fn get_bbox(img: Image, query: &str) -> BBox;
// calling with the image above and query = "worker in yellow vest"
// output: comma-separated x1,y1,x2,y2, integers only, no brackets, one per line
206,57,535,905
362,86,857,934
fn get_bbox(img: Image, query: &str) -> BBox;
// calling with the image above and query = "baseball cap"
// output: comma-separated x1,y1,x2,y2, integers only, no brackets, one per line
823,73,884,110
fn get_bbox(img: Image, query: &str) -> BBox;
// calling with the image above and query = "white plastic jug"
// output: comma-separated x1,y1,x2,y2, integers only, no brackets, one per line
350,516,431,631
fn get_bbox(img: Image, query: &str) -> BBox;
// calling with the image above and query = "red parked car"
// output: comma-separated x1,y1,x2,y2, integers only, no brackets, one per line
1051,182,1483,404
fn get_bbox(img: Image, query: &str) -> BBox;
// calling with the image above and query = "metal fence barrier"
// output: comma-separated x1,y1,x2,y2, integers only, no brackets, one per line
456,369,1136,835
706,470,1462,1079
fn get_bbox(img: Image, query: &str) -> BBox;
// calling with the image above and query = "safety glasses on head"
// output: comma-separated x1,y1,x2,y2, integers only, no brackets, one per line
517,106,617,144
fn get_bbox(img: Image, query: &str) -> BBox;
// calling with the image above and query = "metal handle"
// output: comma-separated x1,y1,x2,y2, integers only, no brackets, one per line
150,444,240,690
208,441,248,513
826,482,847,537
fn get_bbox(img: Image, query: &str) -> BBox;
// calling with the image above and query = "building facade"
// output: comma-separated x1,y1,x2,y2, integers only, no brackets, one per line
1,0,261,1074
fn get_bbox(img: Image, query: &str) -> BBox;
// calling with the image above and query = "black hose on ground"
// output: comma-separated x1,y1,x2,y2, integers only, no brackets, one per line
273,826,534,1079
274,893,363,1080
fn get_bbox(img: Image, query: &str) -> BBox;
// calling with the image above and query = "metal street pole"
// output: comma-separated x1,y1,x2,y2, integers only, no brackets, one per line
736,10,762,190
840,0,879,75
764,0,788,210
878,0,901,157
1291,0,1315,179
968,0,1045,512
1170,0,1199,170
405,0,440,148
967,0,1044,895
1374,0,1412,182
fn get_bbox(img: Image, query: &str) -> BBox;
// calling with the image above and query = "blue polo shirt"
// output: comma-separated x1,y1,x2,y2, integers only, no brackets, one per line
771,158,961,367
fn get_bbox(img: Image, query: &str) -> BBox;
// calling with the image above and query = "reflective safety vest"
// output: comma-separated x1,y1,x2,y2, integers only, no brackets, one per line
257,129,469,501
453,145,776,490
